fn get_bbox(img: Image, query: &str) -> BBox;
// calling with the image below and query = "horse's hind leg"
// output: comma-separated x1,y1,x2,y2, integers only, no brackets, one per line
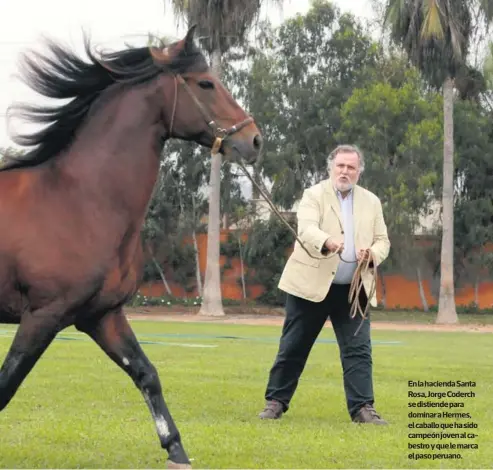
77,308,191,469
0,309,60,411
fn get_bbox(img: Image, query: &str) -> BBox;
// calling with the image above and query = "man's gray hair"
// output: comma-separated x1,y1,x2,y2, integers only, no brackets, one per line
326,144,365,173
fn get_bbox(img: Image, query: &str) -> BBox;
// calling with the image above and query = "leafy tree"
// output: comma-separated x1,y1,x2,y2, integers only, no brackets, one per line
337,63,442,308
243,218,295,305
142,140,209,296
483,41,493,110
0,147,25,165
167,0,283,316
384,0,493,323
453,100,493,303
228,1,380,212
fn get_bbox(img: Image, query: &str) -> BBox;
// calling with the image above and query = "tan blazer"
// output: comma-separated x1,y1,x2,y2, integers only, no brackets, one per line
278,177,390,307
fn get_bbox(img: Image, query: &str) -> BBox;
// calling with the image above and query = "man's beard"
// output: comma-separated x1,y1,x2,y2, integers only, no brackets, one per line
336,179,353,192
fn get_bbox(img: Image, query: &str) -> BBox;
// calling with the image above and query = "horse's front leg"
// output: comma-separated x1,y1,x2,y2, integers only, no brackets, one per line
77,308,191,469
0,304,61,411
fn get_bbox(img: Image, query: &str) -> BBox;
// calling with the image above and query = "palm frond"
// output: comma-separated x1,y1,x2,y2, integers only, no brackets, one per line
164,0,283,53
408,0,423,45
479,0,493,22
384,0,475,85
383,0,407,28
420,0,445,39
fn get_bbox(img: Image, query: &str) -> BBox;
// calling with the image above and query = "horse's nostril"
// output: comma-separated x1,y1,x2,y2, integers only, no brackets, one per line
253,134,263,150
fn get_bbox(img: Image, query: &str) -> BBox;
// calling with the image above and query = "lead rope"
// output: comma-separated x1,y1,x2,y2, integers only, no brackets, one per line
348,250,378,335
235,161,341,261
236,159,378,336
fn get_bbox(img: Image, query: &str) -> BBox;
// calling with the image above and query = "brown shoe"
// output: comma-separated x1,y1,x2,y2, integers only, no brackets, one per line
352,404,388,425
259,400,284,419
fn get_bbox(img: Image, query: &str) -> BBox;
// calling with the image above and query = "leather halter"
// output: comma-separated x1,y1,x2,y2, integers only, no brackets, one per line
168,74,254,155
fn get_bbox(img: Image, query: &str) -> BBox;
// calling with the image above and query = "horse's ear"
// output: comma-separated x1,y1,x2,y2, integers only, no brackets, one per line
184,24,197,50
149,46,171,63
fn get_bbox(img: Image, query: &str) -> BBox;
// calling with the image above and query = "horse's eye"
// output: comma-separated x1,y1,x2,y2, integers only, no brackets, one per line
198,80,215,90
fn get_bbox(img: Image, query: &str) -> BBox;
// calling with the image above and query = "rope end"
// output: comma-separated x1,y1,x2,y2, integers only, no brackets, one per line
211,137,223,155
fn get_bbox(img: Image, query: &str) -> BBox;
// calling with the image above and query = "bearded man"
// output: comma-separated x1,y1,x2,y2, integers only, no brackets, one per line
258,144,390,425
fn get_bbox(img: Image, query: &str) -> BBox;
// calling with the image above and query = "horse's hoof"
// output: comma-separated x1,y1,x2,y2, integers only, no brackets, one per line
166,460,192,469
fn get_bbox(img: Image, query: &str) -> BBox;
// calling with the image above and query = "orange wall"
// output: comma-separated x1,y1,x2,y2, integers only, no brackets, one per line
375,276,493,309
140,276,493,309
140,230,493,310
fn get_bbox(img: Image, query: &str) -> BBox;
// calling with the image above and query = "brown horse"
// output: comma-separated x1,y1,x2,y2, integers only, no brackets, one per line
0,25,261,468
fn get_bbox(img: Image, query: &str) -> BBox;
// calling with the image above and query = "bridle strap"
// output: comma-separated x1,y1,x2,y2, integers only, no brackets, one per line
168,75,178,137
168,74,254,154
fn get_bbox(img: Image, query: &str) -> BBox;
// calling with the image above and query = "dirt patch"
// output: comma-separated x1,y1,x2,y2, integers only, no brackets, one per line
127,305,285,316
125,307,493,333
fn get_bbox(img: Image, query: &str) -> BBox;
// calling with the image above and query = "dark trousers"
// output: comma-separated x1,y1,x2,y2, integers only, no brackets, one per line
264,284,373,418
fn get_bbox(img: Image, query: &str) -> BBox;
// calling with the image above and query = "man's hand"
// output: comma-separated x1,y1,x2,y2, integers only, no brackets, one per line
324,239,344,254
357,248,371,262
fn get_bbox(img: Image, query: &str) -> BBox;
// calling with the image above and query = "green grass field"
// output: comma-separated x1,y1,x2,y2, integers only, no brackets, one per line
0,318,491,469
370,310,493,324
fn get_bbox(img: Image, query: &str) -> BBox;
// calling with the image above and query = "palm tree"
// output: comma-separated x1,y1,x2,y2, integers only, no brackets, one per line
384,0,493,324
485,42,493,84
483,42,493,110
166,0,282,316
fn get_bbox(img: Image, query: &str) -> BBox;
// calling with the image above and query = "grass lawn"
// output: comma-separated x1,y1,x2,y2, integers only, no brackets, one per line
370,310,493,325
0,319,491,469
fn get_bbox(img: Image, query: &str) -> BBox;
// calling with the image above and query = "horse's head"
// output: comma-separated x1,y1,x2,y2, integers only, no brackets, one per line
151,26,262,164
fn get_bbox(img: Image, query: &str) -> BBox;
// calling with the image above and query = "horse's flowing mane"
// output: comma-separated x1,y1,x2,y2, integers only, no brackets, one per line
2,34,207,172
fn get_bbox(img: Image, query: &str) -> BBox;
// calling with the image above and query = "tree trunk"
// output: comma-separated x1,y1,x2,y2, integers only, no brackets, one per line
252,161,261,200
145,241,172,296
416,267,429,312
191,194,202,297
150,255,172,297
198,49,225,316
436,76,458,324
192,230,202,298
238,235,247,301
